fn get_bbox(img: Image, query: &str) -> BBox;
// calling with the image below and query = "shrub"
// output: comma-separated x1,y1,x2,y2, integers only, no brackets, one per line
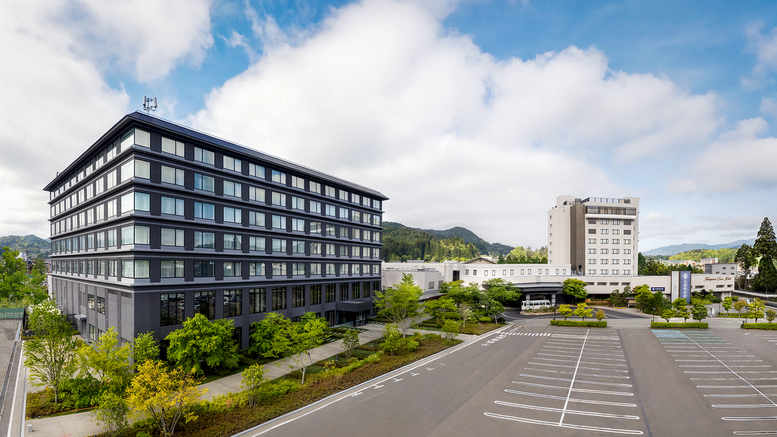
478,317,492,323
497,317,506,324
441,312,461,320
742,323,777,330
550,320,607,327
650,322,709,329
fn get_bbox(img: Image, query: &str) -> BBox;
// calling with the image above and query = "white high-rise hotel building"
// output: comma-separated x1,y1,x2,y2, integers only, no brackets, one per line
547,196,639,277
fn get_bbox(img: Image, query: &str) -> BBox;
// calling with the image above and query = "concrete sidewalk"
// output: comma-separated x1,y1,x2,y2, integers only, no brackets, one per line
19,322,474,436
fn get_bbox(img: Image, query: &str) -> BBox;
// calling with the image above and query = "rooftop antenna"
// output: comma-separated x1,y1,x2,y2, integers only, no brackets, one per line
143,96,157,115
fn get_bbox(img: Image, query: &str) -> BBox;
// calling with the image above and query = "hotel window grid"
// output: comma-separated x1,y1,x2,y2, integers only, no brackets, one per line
194,261,215,277
310,263,321,275
121,192,150,213
326,205,336,217
249,236,265,251
223,207,242,224
194,292,216,319
249,211,265,227
161,197,185,216
271,170,286,184
161,137,185,157
249,186,265,202
161,260,184,278
292,176,305,189
311,285,322,305
194,231,215,249
272,262,286,276
121,259,149,277
292,218,305,232
223,155,241,172
272,239,287,253
224,234,242,250
311,242,321,255
292,196,305,210
340,283,349,300
223,261,242,277
224,181,242,197
194,147,215,165
161,166,185,186
292,286,305,307
249,288,266,313
310,201,321,214
249,262,265,276
310,222,322,234
326,263,336,275
310,181,321,194
339,208,348,219
272,287,287,310
194,202,215,220
272,215,286,230
161,228,184,247
223,290,242,317
292,263,305,276
194,173,215,192
161,293,185,326
292,241,306,254
325,186,336,197
249,163,265,178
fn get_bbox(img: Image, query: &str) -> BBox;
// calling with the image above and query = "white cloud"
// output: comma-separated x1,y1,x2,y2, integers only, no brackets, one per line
0,1,130,237
640,212,695,239
761,97,777,118
746,21,777,80
191,0,721,247
55,0,214,82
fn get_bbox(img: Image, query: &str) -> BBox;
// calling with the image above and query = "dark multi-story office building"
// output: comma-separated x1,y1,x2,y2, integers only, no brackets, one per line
45,112,387,348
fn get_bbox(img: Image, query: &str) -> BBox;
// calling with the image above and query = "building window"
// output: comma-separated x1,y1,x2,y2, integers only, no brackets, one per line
223,261,242,277
292,218,305,232
88,294,95,310
600,249,609,254
249,163,265,178
326,205,336,217
588,229,596,234
224,181,242,197
272,192,286,207
292,241,305,254
612,259,619,265
193,261,215,277
161,228,184,247
623,259,632,265
161,196,185,216
588,248,597,254
122,128,150,148
121,225,150,245
194,231,215,249
612,229,620,235
310,222,322,234
161,137,185,157
249,288,266,313
224,290,242,317
291,197,304,210
249,186,265,202
161,166,185,186
292,286,305,307
310,201,321,214
194,202,215,220
249,211,265,227
291,176,305,189
600,269,609,275
600,259,609,265
122,260,149,278
194,147,215,165
121,192,150,213
600,239,609,244
612,249,620,254
624,230,632,235
589,259,597,264
310,242,322,255
272,262,287,276
326,263,336,274
272,215,286,230
272,287,286,310
588,269,597,275
353,282,361,299
194,173,215,192
339,208,348,219
624,239,631,244
326,284,336,302
624,269,631,275
249,236,265,251
293,263,306,275
194,292,216,319
612,219,621,225
249,262,265,276
612,239,620,244
600,229,609,234
310,263,322,274
271,170,286,184
161,260,184,278
161,293,185,326
325,186,336,197
272,239,287,253
340,283,349,300
223,207,242,224
223,155,242,172
624,249,631,254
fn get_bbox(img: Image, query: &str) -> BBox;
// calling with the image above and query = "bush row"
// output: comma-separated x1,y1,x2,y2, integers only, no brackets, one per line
550,320,607,327
650,322,708,329
741,323,777,330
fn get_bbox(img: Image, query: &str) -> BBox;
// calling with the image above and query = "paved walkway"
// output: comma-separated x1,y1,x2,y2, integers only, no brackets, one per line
17,323,477,436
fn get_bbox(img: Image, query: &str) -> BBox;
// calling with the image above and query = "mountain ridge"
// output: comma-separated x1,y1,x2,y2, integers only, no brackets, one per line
643,238,755,257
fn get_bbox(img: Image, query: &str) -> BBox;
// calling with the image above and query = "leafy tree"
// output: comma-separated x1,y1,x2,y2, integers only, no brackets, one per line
374,273,423,336
673,298,690,322
596,310,606,322
750,298,766,323
634,285,653,313
558,304,573,320
482,278,521,322
249,312,293,358
753,218,777,292
735,244,755,290
380,324,403,356
126,360,205,437
609,290,627,307
341,329,360,359
165,314,240,376
0,246,47,304
661,309,676,322
573,303,593,321
456,302,474,329
722,297,733,315
733,300,749,316
77,327,132,389
447,282,481,308
562,278,587,300
441,320,459,343
23,300,78,403
132,332,159,370
424,297,456,327
92,390,129,437
286,313,329,386
692,303,708,322
766,309,776,323
241,364,266,406
638,252,647,274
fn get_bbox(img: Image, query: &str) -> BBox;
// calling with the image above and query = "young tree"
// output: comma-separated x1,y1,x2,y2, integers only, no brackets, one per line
573,303,593,321
634,285,653,313
78,327,132,389
661,309,675,323
132,332,159,370
241,364,266,406
722,297,733,315
750,298,766,323
441,320,459,343
735,244,755,290
673,298,690,322
766,309,777,324
456,302,473,330
692,303,708,323
165,314,240,376
23,300,78,403
482,278,522,322
92,390,129,437
0,247,47,304
424,297,456,327
341,329,360,360
752,217,777,293
733,300,749,317
596,310,606,322
126,360,205,437
562,278,588,301
374,273,423,337
380,324,403,356
558,304,573,321
249,312,293,358
286,313,328,386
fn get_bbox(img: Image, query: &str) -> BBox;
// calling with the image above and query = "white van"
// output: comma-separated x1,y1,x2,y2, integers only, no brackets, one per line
521,299,551,311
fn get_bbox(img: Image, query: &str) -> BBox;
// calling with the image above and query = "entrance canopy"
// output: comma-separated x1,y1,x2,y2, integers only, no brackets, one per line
336,300,373,313
512,282,563,294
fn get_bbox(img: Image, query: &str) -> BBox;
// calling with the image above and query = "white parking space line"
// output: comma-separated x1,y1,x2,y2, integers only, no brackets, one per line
524,367,632,380
495,400,640,419
504,389,637,407
519,374,633,388
484,413,644,435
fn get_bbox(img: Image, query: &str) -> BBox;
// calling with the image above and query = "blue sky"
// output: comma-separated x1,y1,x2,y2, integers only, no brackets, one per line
2,0,777,251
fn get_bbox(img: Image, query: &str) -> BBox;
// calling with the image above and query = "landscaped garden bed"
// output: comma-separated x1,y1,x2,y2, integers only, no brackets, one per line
650,322,709,329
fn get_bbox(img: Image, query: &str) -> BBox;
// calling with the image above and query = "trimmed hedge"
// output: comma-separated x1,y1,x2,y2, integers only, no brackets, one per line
650,322,708,329
550,320,607,327
742,323,777,330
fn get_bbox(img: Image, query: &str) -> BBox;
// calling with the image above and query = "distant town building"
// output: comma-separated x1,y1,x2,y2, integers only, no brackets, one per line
547,196,639,276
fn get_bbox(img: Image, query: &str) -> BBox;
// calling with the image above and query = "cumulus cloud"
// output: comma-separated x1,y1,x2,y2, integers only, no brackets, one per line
745,21,777,84
55,0,214,82
191,0,720,246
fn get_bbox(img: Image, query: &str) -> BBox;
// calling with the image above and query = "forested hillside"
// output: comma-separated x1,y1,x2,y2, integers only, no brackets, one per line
668,248,738,263
418,226,513,256
382,223,480,262
0,235,50,258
